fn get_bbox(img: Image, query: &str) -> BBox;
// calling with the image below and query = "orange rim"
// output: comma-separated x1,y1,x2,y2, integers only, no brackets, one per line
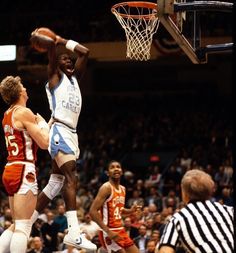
111,1,158,19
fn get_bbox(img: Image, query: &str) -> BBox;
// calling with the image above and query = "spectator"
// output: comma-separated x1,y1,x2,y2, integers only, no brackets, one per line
30,218,43,238
140,206,152,223
76,196,85,223
38,207,50,223
123,170,135,200
127,189,145,208
145,217,154,237
146,239,157,253
162,165,181,195
80,213,100,241
162,189,180,210
216,187,234,206
77,187,94,212
152,213,164,231
54,204,68,234
135,179,147,198
145,165,162,188
123,216,139,239
27,236,50,253
133,224,150,253
41,210,60,252
148,203,158,218
145,187,163,212
150,230,160,245
218,159,233,188
0,207,12,228
180,149,192,171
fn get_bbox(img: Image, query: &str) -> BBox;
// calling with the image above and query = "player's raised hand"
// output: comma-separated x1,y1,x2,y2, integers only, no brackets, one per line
30,27,56,52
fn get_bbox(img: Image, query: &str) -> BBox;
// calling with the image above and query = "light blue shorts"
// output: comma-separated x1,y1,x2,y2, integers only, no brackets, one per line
48,123,80,159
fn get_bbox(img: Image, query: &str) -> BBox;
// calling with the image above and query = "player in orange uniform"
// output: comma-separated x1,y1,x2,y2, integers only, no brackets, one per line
0,76,49,253
89,160,141,253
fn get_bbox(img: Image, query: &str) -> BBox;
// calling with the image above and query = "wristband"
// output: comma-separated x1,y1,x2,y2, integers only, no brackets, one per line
66,40,79,52
38,121,49,131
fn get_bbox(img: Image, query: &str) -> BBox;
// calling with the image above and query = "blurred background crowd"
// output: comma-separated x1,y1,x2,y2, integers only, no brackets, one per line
0,95,233,253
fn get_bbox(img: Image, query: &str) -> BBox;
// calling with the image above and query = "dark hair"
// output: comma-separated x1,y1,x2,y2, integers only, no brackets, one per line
106,160,121,171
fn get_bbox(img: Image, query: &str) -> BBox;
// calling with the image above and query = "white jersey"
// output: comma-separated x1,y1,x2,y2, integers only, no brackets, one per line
46,73,82,129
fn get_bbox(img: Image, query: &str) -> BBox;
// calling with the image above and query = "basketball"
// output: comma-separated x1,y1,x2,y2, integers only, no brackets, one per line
32,27,56,41
30,27,57,52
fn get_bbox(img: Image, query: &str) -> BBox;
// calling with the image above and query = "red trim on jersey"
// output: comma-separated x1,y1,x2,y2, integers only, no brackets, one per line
16,164,25,193
98,231,107,250
20,130,27,160
2,106,38,163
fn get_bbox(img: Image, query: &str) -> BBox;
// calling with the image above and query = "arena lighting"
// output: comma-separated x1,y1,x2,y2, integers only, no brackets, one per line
0,45,16,61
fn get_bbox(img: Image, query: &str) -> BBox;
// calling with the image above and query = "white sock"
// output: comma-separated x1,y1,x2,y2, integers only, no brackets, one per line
66,210,81,234
30,210,39,224
10,230,28,253
0,228,13,253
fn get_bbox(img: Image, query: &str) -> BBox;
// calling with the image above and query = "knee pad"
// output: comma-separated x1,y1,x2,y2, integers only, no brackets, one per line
43,173,65,200
14,220,32,239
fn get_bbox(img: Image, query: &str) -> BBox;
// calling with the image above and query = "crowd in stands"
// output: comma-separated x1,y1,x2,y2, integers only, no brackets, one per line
0,95,233,252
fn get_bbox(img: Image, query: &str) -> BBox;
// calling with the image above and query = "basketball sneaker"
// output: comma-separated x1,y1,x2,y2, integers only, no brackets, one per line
63,232,97,251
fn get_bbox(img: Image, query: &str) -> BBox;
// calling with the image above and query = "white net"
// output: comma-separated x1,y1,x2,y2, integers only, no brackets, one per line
112,2,160,61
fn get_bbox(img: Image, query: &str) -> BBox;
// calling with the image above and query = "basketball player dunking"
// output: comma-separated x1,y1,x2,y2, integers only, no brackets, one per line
30,29,96,251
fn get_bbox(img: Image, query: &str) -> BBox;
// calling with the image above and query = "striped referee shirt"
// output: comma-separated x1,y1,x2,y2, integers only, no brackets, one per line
158,200,234,253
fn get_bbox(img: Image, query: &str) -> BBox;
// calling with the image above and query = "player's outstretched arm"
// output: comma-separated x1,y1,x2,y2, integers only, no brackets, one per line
14,107,49,149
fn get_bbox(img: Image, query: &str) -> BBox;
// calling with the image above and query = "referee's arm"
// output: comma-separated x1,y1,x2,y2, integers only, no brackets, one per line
158,216,179,253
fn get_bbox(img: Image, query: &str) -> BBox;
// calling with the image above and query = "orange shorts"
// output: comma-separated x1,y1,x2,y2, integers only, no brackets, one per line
2,162,38,196
99,228,134,252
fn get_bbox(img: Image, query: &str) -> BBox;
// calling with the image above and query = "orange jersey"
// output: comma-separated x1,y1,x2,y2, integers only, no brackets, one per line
2,106,38,163
100,182,126,229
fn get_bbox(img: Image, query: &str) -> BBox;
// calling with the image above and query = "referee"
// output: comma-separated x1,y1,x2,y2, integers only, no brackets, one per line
158,169,234,253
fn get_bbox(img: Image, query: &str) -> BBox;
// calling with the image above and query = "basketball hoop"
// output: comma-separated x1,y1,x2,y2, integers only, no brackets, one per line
111,1,159,61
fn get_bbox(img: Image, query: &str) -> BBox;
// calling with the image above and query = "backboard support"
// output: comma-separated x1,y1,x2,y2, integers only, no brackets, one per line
157,0,233,64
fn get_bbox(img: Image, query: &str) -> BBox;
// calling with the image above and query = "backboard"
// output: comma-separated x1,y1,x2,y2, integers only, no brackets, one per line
157,0,233,63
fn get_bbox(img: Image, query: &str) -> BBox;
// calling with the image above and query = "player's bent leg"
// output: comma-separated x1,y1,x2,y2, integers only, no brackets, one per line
40,173,65,204
40,159,65,204
31,160,65,223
